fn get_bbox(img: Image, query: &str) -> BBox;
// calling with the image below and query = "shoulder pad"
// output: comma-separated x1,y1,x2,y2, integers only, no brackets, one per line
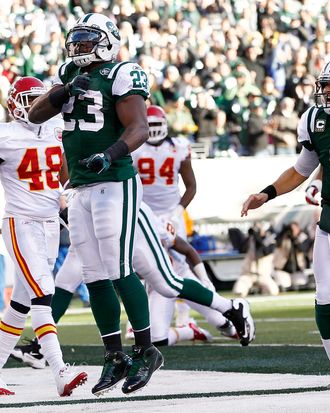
111,62,150,98
297,106,317,150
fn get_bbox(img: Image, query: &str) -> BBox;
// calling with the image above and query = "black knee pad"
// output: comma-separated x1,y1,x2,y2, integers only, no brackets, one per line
31,294,52,306
10,300,30,314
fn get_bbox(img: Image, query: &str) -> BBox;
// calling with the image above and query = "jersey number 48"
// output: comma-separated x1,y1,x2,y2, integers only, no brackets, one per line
17,147,62,191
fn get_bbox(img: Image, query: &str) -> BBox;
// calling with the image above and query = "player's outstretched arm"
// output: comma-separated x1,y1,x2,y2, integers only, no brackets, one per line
241,166,307,217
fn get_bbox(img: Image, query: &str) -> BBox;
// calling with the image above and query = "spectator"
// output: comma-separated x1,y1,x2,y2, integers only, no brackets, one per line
166,96,197,139
233,223,279,297
244,98,271,157
266,97,300,155
272,222,312,291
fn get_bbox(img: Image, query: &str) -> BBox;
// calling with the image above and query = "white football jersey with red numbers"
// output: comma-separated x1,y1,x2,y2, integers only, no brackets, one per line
0,119,63,219
132,137,191,214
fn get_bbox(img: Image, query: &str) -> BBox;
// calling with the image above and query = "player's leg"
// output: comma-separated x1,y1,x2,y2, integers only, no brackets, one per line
148,287,212,346
148,287,175,346
52,247,84,323
313,227,330,359
86,176,162,395
69,189,130,396
137,205,255,346
176,266,238,340
10,246,84,369
2,217,87,396
0,275,30,395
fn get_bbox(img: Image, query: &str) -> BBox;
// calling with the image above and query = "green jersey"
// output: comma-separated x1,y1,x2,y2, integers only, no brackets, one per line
298,106,330,232
54,60,149,186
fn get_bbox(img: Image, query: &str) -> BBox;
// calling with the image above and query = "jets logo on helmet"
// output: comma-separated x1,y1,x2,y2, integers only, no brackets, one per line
7,76,46,123
315,61,330,114
65,13,121,67
147,105,168,144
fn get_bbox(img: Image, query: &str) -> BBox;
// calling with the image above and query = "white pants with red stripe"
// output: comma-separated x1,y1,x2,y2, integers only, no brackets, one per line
2,216,59,306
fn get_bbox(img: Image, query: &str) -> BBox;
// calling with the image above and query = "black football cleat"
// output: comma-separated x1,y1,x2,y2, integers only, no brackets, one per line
92,351,132,396
223,298,255,346
121,344,164,394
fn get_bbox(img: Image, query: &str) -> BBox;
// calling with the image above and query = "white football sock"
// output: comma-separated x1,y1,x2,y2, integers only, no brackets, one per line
31,305,65,375
210,293,232,313
0,306,27,368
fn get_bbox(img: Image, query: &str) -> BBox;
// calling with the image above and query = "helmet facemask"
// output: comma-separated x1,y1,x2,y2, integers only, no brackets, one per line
147,117,168,144
66,27,112,67
315,70,330,114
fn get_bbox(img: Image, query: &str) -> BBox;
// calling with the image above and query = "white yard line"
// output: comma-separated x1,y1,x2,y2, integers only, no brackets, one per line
0,367,329,413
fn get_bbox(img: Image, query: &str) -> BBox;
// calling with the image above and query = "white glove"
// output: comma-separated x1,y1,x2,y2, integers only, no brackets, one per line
169,204,184,230
305,179,322,206
193,262,216,292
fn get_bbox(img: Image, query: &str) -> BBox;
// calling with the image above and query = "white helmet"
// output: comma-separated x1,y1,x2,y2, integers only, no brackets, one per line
315,61,330,114
65,13,121,67
147,105,168,144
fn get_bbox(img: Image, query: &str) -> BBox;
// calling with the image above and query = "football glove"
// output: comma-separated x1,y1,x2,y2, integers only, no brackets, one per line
67,74,90,96
79,152,111,174
305,179,322,206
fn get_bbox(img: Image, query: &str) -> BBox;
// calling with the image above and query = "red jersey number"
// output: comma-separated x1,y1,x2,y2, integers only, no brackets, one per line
138,157,174,185
17,147,62,191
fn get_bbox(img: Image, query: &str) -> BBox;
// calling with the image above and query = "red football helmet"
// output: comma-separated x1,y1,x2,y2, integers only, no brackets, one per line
147,105,168,144
7,76,46,122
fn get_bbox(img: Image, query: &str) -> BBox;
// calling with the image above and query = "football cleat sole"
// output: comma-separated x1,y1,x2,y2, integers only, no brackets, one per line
0,388,15,396
60,372,88,397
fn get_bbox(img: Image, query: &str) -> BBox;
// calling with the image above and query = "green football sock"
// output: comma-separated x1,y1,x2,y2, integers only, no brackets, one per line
315,302,330,339
178,279,213,307
114,273,150,331
86,279,121,336
51,287,73,324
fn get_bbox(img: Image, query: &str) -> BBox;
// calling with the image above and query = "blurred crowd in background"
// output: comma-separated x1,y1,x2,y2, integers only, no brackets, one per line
0,0,329,158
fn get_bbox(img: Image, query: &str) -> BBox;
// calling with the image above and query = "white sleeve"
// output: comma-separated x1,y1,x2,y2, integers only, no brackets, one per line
111,62,150,97
294,146,319,177
297,107,316,150
52,62,70,86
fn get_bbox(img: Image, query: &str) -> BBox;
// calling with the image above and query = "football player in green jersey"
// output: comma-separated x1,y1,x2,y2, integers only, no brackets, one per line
28,13,163,396
241,61,330,370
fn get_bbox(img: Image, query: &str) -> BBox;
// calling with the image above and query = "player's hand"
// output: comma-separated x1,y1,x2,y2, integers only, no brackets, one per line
79,152,111,174
305,179,322,206
67,74,90,96
241,193,268,217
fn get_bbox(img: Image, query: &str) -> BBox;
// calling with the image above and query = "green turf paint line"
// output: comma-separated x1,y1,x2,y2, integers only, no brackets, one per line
0,387,328,409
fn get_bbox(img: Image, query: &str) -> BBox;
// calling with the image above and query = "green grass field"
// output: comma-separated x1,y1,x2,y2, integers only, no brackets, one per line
6,291,327,376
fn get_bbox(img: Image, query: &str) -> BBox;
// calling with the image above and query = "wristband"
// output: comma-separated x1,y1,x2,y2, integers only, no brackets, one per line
48,85,70,109
104,140,129,162
260,185,277,202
